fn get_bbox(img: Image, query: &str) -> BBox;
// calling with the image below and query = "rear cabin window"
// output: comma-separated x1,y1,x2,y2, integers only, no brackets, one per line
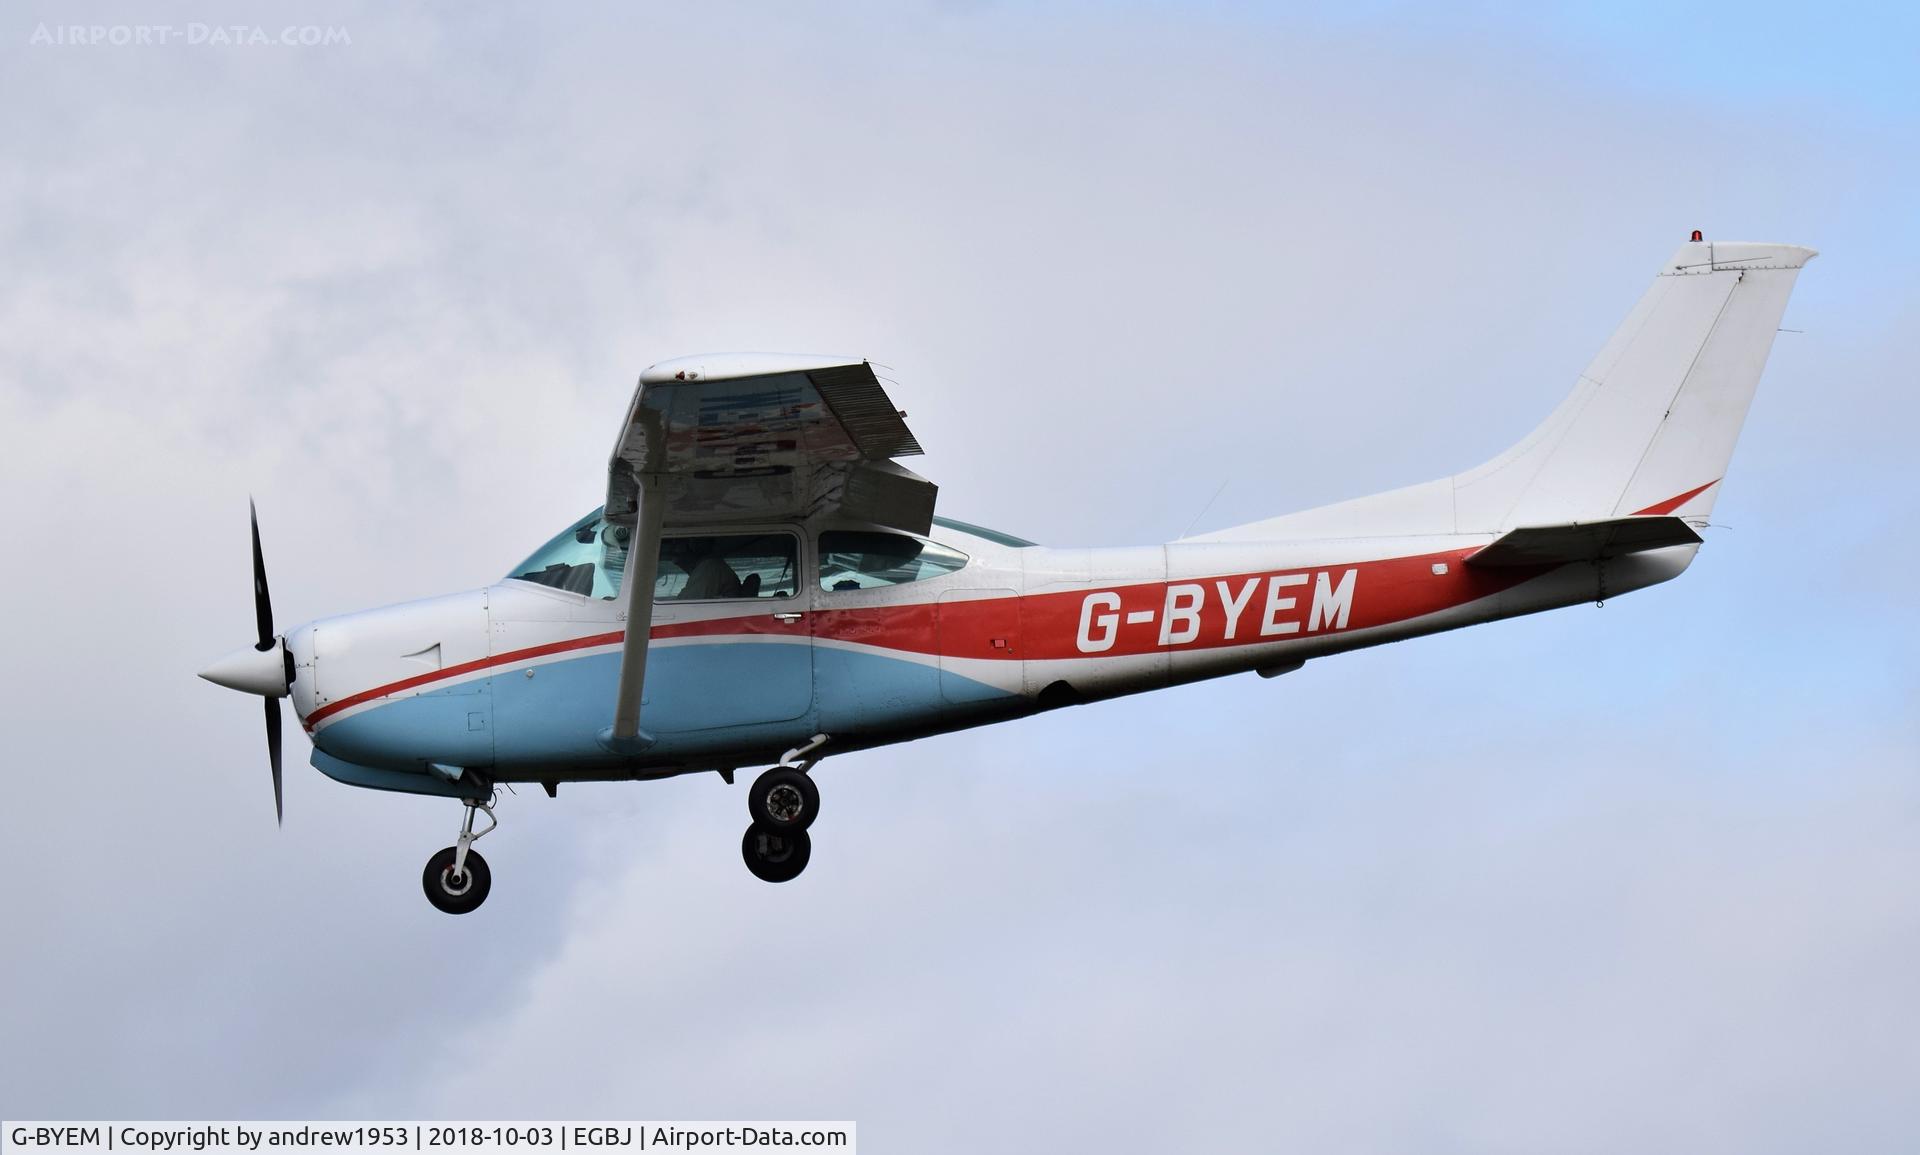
655,533,800,601
819,532,968,592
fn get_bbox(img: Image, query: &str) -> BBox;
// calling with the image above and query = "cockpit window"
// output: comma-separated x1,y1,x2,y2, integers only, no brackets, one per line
509,512,802,602
656,534,799,600
507,508,629,599
819,531,969,592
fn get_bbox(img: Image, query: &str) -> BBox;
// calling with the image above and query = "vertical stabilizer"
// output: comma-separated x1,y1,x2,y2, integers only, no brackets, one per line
1193,238,1815,542
1458,239,1814,529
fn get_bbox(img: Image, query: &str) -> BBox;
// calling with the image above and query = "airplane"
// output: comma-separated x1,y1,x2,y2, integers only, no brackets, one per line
200,234,1814,913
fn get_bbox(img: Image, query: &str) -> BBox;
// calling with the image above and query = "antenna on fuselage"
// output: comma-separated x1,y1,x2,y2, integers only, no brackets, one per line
1180,480,1230,540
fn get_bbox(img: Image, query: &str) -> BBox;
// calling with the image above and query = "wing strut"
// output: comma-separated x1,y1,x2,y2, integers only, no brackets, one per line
606,475,666,748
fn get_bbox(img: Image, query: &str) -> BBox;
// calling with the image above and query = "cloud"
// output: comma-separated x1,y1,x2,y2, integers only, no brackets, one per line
336,704,1920,1152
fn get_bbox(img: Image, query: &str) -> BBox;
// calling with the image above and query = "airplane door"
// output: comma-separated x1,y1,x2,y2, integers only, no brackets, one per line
938,588,1022,704
644,528,814,732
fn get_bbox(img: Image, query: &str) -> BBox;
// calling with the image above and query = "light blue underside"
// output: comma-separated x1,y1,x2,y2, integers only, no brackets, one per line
309,640,1021,791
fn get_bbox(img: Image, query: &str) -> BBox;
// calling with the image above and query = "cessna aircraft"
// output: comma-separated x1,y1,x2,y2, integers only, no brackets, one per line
201,235,1813,913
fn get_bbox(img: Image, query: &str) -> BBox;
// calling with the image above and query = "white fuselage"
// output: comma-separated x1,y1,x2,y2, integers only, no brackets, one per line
281,520,1693,797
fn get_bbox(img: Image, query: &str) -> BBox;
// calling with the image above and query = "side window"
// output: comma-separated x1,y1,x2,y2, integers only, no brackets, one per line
819,531,969,592
656,533,800,601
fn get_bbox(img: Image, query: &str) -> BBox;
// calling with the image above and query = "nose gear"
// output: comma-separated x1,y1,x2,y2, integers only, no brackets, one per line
422,796,498,914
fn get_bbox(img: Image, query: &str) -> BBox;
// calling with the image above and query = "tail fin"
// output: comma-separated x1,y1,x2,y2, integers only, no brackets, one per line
1194,238,1815,541
1462,239,1815,528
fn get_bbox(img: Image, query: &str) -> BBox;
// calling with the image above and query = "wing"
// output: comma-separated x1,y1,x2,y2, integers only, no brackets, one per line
601,353,934,747
605,352,935,533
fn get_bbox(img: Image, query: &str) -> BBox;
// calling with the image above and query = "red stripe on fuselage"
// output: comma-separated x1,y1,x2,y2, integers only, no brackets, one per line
810,547,1537,661
305,546,1545,727
304,630,624,727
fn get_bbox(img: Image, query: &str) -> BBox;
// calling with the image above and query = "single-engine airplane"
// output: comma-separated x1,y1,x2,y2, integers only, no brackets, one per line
201,235,1813,912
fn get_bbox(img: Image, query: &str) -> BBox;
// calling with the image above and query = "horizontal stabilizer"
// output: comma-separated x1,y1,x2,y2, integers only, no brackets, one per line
1465,516,1702,568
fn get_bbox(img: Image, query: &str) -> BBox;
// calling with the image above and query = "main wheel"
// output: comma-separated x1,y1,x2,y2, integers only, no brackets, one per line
741,824,812,883
422,846,492,914
747,766,820,832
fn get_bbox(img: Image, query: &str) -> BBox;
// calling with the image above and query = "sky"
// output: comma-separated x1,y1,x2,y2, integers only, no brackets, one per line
1,1,1917,1150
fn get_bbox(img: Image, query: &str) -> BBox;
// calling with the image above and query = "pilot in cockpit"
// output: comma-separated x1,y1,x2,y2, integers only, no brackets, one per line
682,552,746,599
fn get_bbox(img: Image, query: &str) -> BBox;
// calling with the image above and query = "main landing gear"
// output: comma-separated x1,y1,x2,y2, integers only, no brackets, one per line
742,822,811,883
740,737,824,883
423,796,496,914
417,739,830,909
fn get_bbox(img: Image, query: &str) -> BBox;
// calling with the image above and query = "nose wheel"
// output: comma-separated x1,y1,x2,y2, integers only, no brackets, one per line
423,845,491,913
423,797,496,914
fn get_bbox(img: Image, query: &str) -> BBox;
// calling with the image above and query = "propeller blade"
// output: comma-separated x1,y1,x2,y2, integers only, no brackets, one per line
250,498,274,651
253,500,283,824
266,695,283,825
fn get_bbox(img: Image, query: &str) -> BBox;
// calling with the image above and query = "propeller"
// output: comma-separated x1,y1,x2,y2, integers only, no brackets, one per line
199,500,294,825
252,500,284,825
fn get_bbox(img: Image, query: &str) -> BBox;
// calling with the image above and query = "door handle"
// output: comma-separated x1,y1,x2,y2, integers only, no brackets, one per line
771,611,804,623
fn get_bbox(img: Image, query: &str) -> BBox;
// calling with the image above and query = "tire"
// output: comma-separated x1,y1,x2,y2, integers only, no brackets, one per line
741,824,812,883
422,846,492,914
747,766,820,832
